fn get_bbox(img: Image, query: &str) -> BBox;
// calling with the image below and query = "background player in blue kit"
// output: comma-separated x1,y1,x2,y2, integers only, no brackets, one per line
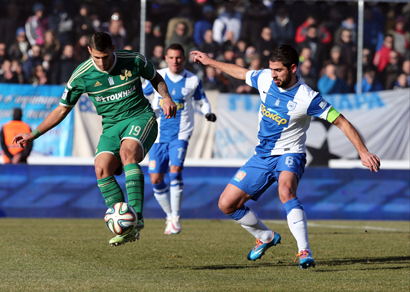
191,45,380,269
143,43,216,234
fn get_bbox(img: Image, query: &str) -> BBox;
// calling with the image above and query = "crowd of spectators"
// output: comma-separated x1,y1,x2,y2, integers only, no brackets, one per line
0,0,409,93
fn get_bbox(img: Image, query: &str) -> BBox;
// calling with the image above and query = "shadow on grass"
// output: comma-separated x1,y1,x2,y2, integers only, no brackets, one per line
320,256,410,265
181,256,410,271
189,263,287,270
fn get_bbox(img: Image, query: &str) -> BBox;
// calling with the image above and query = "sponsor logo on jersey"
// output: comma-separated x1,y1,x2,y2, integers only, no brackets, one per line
234,170,247,182
120,69,132,81
159,99,184,110
261,104,287,125
287,100,297,111
148,160,156,170
95,85,136,102
108,77,114,85
61,88,68,100
94,81,102,87
319,99,328,109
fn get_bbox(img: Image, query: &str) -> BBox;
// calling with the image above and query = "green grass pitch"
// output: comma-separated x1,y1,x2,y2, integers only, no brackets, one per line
0,218,409,292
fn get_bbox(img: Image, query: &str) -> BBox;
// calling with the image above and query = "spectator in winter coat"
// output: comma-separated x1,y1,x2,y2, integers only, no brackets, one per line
295,14,332,45
25,3,48,47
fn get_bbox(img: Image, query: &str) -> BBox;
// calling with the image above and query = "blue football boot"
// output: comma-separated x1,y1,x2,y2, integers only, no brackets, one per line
247,232,281,261
294,250,316,269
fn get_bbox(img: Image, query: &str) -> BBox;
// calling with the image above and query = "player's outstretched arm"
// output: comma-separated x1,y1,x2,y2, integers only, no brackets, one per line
13,105,72,147
332,114,380,172
190,50,249,80
150,73,177,119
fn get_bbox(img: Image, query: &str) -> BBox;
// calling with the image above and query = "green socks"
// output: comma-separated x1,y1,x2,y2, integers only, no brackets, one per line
124,163,145,219
97,175,124,208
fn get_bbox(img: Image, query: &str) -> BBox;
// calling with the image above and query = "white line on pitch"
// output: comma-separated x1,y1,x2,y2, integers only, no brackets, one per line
262,220,409,232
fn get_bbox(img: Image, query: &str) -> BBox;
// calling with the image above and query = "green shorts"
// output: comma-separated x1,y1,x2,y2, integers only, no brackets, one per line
95,112,158,163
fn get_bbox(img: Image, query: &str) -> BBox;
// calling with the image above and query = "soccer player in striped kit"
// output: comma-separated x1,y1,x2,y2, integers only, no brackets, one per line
191,45,380,269
143,43,216,234
13,32,177,246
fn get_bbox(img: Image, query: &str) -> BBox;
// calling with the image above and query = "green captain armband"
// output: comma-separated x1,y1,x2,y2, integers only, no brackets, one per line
31,129,41,139
326,106,340,123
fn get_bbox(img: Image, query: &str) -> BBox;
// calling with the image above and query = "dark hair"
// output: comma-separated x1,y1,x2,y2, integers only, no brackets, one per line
166,43,185,56
13,108,22,121
363,65,376,74
88,32,113,52
269,45,299,69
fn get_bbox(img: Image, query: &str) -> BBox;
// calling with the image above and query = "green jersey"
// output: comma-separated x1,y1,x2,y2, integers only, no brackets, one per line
60,50,156,127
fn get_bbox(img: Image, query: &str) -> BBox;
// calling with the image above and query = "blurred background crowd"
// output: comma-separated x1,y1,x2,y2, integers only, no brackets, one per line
0,0,409,94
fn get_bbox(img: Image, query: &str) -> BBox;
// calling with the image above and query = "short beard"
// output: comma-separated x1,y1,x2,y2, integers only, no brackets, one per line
277,70,292,88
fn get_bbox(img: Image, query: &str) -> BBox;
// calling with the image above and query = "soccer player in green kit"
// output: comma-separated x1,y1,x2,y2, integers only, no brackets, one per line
13,32,177,246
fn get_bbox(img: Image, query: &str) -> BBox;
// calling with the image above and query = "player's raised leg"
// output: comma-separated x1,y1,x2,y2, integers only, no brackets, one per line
120,139,146,229
95,152,124,208
278,170,315,269
219,183,281,261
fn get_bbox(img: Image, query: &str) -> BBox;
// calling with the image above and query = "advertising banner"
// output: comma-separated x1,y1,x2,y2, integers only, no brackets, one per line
214,90,410,165
0,84,73,157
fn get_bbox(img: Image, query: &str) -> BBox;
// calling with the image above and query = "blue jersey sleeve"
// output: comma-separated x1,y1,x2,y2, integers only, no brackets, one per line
247,70,264,89
142,80,154,96
307,94,331,118
193,79,206,101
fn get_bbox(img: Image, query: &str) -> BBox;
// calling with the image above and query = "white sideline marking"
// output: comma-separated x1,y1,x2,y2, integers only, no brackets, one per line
263,220,409,232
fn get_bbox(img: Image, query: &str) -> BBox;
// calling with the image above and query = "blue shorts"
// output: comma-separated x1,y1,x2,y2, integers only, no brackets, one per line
229,153,306,201
148,140,189,173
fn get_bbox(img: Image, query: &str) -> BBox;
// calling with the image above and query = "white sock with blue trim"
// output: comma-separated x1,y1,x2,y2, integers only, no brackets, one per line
230,206,273,243
284,198,311,254
169,172,183,218
153,181,172,218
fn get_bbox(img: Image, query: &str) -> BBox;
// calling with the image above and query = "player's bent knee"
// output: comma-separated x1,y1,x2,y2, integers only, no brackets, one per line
218,197,235,215
150,177,163,185
278,186,296,203
120,149,140,164
94,165,107,179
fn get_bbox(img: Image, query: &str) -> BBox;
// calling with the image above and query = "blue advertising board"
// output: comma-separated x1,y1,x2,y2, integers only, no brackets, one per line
0,84,73,156
0,164,408,221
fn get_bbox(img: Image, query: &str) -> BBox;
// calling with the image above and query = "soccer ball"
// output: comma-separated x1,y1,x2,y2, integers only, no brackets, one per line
104,202,138,235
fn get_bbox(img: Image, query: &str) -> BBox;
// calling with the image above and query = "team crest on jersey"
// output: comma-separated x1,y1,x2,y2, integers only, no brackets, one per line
234,170,247,182
108,77,114,85
181,87,188,95
120,69,132,81
287,100,297,111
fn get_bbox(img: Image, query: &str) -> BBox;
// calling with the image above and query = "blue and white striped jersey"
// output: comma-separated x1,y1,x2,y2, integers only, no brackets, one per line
246,69,332,156
143,68,211,143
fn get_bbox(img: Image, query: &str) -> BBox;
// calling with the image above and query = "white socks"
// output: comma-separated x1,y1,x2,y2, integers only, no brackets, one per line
153,183,172,218
287,208,311,253
235,208,273,243
170,184,183,218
